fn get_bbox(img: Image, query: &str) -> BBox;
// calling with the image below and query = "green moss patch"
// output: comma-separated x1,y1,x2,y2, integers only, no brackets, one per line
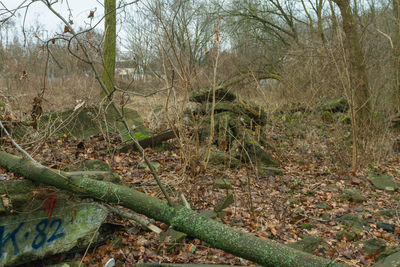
38,106,151,141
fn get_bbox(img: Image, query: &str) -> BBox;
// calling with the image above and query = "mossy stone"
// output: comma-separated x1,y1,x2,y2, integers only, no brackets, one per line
0,100,5,116
340,114,351,124
153,143,169,152
338,213,369,234
208,151,241,169
292,208,304,219
235,99,268,126
213,179,232,189
287,236,324,253
198,112,237,145
300,223,315,230
337,188,366,202
214,191,234,212
376,222,395,233
317,203,330,210
0,180,39,215
199,101,235,114
0,203,108,266
65,159,111,172
358,238,387,255
188,87,278,172
243,135,278,167
321,111,335,123
287,198,299,205
160,228,187,249
336,231,357,241
374,246,400,267
37,106,150,140
394,139,400,153
124,124,152,142
320,97,349,113
0,180,36,194
189,86,236,103
370,175,398,191
110,235,122,248
64,160,120,183
380,209,396,218
258,166,283,176
139,161,161,170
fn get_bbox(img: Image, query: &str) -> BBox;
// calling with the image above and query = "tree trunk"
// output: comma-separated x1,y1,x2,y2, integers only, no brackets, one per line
333,0,371,130
101,0,116,99
316,0,326,46
0,151,348,267
393,0,400,111
301,0,315,43
328,0,338,37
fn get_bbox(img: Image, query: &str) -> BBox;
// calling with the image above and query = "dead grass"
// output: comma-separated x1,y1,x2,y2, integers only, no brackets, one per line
1,34,399,171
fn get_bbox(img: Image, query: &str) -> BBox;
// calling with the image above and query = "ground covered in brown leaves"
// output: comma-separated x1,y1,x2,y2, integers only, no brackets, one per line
1,116,399,267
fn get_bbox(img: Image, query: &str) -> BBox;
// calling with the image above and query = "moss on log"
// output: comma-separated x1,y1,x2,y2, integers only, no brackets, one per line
0,151,348,267
120,129,176,153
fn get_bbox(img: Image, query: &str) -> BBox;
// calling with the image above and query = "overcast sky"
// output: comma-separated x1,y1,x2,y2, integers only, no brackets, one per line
1,0,105,39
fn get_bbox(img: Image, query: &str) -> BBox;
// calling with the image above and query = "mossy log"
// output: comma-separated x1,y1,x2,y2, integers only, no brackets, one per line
0,151,348,267
120,129,176,153
189,86,236,103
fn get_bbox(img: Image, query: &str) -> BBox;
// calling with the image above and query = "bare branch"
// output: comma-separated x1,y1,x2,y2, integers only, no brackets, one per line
0,121,38,164
114,86,172,97
40,0,174,206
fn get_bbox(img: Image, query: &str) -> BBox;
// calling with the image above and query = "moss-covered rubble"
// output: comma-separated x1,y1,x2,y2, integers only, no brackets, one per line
187,87,279,174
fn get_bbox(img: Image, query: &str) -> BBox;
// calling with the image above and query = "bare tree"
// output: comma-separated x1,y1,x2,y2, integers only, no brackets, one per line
333,0,371,126
328,0,338,35
222,0,300,47
102,0,116,99
332,0,372,172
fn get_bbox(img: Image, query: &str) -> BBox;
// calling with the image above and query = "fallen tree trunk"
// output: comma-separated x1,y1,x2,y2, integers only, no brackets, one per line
120,129,176,152
0,151,348,267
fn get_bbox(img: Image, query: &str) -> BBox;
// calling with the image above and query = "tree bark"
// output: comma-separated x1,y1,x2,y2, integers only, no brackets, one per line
101,0,116,99
315,0,326,46
301,0,316,43
0,151,348,267
328,0,338,37
333,0,371,129
393,0,400,111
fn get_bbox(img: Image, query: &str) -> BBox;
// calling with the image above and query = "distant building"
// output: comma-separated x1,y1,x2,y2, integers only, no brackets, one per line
116,67,135,80
259,78,279,89
115,67,164,81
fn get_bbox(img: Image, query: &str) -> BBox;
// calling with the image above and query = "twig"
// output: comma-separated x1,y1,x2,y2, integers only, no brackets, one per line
204,19,222,168
114,86,172,97
0,121,38,164
178,192,190,209
106,204,162,234
0,0,29,25
41,0,174,206
79,221,102,267
376,29,394,49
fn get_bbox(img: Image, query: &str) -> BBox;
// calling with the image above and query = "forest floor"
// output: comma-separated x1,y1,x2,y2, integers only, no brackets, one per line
1,111,399,267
